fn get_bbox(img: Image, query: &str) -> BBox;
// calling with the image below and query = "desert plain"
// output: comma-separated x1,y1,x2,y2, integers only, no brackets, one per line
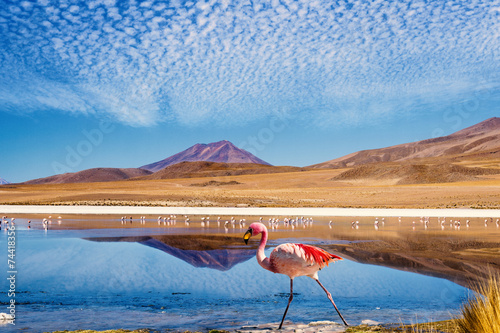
2,167,500,209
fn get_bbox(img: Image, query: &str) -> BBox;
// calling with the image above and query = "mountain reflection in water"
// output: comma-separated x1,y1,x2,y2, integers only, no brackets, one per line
85,234,255,271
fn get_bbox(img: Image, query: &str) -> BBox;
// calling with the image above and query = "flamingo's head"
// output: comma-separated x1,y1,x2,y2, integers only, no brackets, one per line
243,222,267,244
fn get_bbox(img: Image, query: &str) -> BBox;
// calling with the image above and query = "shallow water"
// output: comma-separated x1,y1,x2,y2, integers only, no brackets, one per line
0,216,479,332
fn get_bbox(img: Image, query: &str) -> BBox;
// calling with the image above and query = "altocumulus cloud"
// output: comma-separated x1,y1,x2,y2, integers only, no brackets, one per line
0,0,499,127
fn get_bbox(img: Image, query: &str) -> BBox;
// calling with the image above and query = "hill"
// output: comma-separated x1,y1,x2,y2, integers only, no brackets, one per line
312,117,500,169
0,177,10,185
24,168,152,185
141,140,271,172
137,161,307,180
332,162,500,185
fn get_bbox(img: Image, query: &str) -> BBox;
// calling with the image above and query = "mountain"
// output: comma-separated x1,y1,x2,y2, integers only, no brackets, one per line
24,168,152,185
138,161,306,180
0,178,10,185
312,117,500,169
141,140,271,172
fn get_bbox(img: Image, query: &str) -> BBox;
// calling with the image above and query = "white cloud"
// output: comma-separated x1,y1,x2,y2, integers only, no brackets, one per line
68,5,79,13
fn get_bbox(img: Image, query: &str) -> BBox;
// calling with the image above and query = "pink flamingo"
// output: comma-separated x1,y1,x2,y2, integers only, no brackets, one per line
244,222,348,329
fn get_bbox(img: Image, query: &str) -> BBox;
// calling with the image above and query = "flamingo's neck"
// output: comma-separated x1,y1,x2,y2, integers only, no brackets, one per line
257,228,273,272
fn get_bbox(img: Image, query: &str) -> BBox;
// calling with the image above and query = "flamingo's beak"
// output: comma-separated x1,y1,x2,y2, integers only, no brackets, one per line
243,228,252,245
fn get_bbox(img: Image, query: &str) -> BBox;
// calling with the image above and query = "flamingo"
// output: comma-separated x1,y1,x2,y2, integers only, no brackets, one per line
243,222,348,329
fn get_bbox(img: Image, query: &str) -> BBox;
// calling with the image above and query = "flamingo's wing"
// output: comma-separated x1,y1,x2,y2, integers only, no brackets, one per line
295,244,342,268
269,243,342,278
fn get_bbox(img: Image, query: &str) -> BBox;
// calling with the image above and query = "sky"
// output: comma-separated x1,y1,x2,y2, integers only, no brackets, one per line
1,0,499,183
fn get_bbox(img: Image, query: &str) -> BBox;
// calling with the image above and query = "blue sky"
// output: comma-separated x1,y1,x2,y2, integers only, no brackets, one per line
1,0,499,183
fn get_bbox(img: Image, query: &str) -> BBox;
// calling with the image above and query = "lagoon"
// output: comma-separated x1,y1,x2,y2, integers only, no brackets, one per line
1,214,495,332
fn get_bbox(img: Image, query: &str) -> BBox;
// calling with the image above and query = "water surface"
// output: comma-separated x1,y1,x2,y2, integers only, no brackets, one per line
0,216,475,332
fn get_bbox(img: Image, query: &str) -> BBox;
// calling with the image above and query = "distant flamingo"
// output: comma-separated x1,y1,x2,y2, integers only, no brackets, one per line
243,222,348,329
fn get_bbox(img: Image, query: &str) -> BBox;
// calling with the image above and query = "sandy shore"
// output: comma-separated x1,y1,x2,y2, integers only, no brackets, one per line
1,204,499,217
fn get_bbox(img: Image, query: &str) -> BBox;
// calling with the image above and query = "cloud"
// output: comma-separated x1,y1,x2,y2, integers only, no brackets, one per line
0,0,499,127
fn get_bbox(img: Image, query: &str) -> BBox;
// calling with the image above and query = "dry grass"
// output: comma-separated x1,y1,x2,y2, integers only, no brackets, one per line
456,272,500,333
345,320,459,332
407,321,459,333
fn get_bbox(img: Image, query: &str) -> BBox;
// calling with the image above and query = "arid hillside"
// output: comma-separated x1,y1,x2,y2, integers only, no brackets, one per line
138,161,307,180
313,117,500,169
23,168,152,185
332,162,500,185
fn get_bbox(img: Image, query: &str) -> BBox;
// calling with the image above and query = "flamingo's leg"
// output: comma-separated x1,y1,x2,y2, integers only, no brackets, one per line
315,279,348,326
279,278,294,329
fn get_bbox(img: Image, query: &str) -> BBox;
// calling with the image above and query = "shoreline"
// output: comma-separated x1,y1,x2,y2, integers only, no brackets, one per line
44,319,461,333
1,204,499,217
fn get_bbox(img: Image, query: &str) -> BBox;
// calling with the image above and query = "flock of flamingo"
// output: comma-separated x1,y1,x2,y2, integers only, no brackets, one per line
345,216,500,231
1,214,499,233
119,215,318,232
0,215,64,231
